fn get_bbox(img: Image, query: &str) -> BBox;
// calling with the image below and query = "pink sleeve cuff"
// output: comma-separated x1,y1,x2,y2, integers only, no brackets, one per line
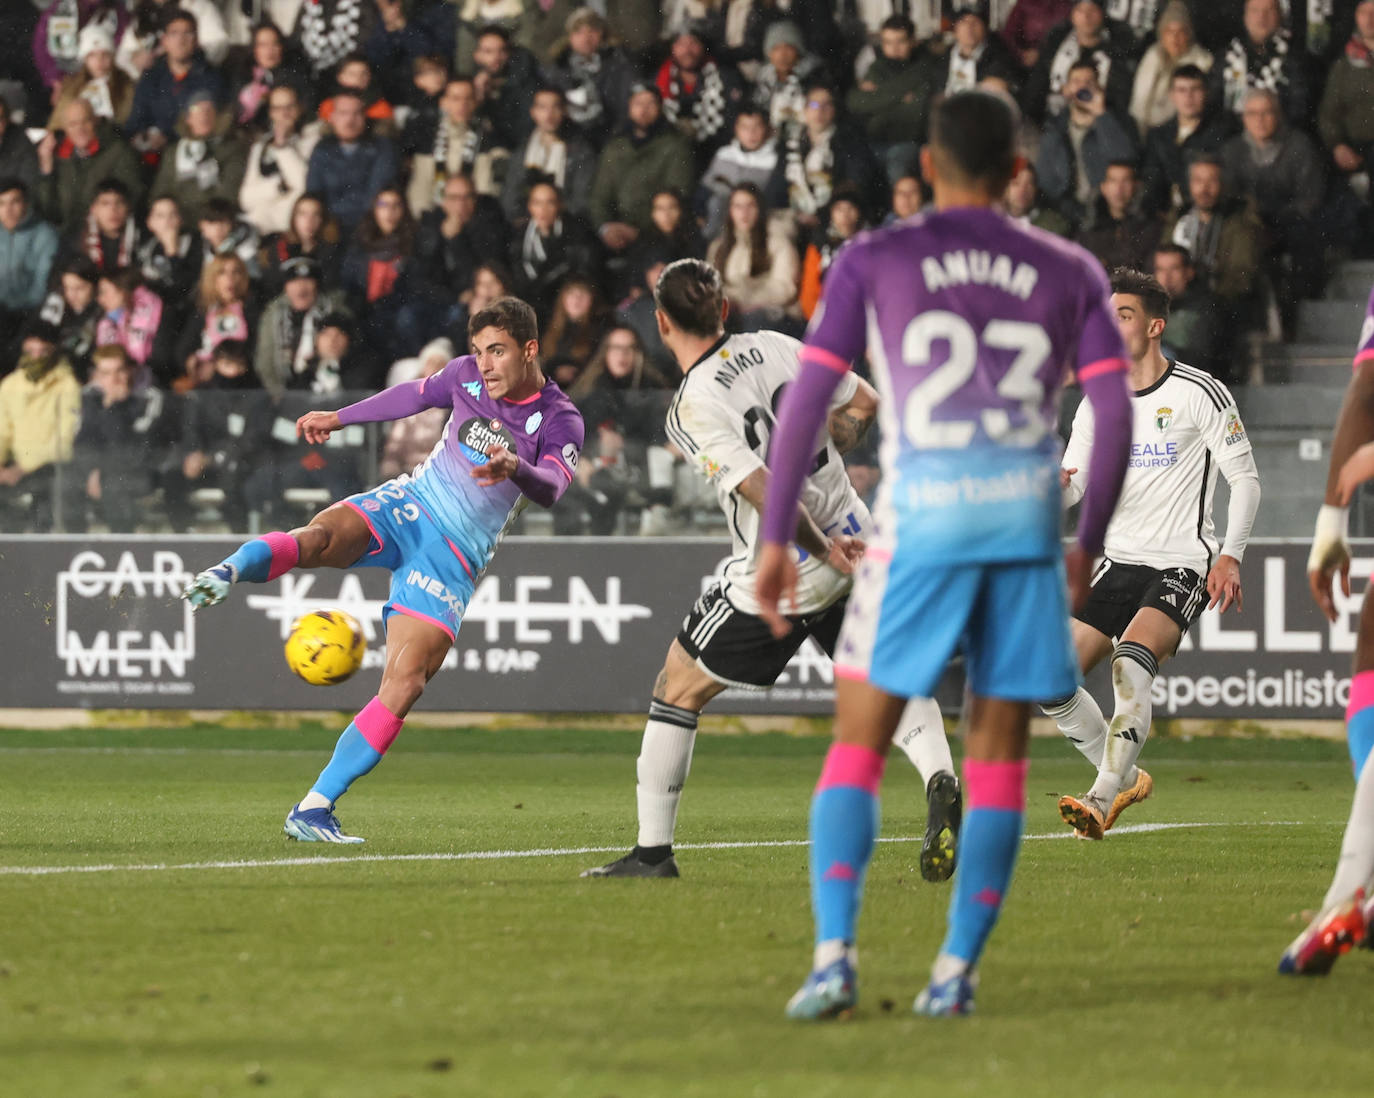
800,345,853,375
1077,357,1128,383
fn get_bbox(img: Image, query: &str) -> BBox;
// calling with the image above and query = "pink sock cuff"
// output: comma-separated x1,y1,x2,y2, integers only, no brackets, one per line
816,742,886,794
964,758,1028,812
1349,671,1374,720
356,697,404,753
262,531,300,581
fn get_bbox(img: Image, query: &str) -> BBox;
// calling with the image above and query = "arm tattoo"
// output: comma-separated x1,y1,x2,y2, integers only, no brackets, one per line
829,410,872,455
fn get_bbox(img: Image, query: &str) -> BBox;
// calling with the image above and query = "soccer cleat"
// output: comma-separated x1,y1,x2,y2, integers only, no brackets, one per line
913,973,976,1017
1104,768,1154,831
920,771,962,882
283,803,365,844
784,958,857,1020
1058,794,1105,840
1278,891,1366,975
182,563,236,611
580,849,680,878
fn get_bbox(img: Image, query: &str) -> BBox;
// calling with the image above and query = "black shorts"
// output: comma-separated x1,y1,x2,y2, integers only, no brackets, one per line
1075,558,1208,641
677,582,848,688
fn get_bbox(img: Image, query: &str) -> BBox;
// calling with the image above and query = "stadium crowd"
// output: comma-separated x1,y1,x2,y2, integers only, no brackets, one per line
0,0,1370,535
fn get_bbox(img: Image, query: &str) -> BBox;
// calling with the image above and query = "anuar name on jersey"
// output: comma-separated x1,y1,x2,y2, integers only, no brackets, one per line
664,329,872,617
1063,360,1252,575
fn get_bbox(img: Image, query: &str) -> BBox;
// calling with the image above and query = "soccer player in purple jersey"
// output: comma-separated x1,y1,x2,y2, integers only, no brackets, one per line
1281,284,1374,973
755,90,1134,1018
182,298,584,843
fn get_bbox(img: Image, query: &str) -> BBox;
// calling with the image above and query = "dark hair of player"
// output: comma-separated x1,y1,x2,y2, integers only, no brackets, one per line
469,296,539,348
1110,268,1170,321
653,258,725,339
928,90,1017,192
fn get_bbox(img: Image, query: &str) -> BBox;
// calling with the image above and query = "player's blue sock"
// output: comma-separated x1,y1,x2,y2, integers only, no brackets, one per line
309,698,404,803
810,742,886,947
222,531,300,584
938,758,1027,968
1347,671,1374,777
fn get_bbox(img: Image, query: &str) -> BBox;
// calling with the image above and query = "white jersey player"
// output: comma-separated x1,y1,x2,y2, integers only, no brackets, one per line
1050,268,1262,839
583,259,961,880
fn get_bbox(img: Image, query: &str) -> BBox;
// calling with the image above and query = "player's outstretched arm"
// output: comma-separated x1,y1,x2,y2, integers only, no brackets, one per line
827,376,878,455
1308,363,1374,619
1209,448,1260,614
470,443,574,508
296,410,342,444
735,469,864,576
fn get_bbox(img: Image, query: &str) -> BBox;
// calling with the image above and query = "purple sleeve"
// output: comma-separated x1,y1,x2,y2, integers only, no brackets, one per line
335,361,461,425
801,242,869,366
761,354,847,545
520,407,585,508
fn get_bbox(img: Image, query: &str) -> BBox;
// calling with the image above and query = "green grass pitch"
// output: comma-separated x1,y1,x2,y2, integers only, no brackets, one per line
3,725,1373,1098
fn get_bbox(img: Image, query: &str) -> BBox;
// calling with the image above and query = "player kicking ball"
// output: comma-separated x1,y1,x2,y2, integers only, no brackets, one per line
1280,283,1374,974
758,90,1134,1019
1050,270,1261,839
181,298,583,843
582,259,962,882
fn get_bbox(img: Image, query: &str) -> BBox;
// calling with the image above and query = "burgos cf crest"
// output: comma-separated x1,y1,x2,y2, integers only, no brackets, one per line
1155,406,1173,432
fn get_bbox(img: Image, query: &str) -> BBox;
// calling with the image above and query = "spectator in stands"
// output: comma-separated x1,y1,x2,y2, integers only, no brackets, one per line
341,186,428,357
176,254,257,390
511,180,602,321
0,181,58,347
937,3,1021,98
379,342,452,478
260,193,342,295
137,196,200,329
417,171,510,309
1318,0,1374,192
240,86,318,238
33,1,128,96
118,0,228,78
1211,0,1310,126
635,189,704,266
385,335,453,386
317,54,397,140
1078,160,1159,272
752,20,824,135
365,0,444,107
0,100,39,199
589,84,696,260
255,255,351,397
846,15,939,184
1129,1,1213,136
37,258,101,378
773,80,887,228
1139,63,1232,216
566,323,672,404
152,93,250,224
886,172,925,223
441,259,511,348
401,54,449,144
471,24,539,150
406,77,503,214
166,338,270,532
1005,161,1073,236
1022,0,1135,123
294,311,379,392
540,276,610,387
698,106,779,240
36,98,143,234
544,7,638,148
228,21,312,132
708,182,801,332
1037,59,1138,228
74,343,171,532
0,321,82,533
1154,243,1229,379
125,9,225,155
656,24,744,164
67,179,141,274
500,86,597,222
1162,154,1265,342
800,187,865,319
1002,0,1073,69
453,3,523,80
297,0,375,79
96,266,173,388
306,89,399,236
616,253,677,379
48,24,135,131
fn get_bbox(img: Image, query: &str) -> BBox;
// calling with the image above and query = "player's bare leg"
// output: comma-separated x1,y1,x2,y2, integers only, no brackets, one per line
914,696,1031,1017
182,504,372,609
286,612,454,843
1059,607,1178,838
785,676,905,1019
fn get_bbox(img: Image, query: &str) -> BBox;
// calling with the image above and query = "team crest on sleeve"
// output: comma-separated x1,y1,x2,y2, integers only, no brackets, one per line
698,453,726,482
525,411,543,434
462,380,483,398
1224,411,1247,446
1154,407,1173,432
561,442,579,471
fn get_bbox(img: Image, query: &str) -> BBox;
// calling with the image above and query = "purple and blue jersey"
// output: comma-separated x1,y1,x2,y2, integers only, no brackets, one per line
1356,285,1374,371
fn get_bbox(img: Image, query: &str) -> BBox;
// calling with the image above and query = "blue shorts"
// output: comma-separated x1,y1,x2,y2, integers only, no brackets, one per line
341,479,477,640
834,551,1079,702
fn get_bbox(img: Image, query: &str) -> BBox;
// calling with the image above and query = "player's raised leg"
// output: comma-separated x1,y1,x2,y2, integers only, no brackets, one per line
182,504,373,609
890,696,961,882
285,611,453,843
1042,620,1113,770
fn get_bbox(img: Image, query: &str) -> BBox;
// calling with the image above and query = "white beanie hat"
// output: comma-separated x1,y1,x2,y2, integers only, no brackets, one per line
78,24,116,60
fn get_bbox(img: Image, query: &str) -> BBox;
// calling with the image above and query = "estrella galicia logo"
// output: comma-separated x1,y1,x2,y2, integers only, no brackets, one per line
462,380,483,398
458,417,517,464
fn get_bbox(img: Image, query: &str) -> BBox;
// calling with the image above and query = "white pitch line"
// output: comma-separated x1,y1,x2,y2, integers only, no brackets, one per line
0,821,1298,878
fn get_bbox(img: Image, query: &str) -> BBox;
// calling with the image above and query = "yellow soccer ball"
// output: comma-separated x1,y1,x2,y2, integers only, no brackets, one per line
284,609,366,685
